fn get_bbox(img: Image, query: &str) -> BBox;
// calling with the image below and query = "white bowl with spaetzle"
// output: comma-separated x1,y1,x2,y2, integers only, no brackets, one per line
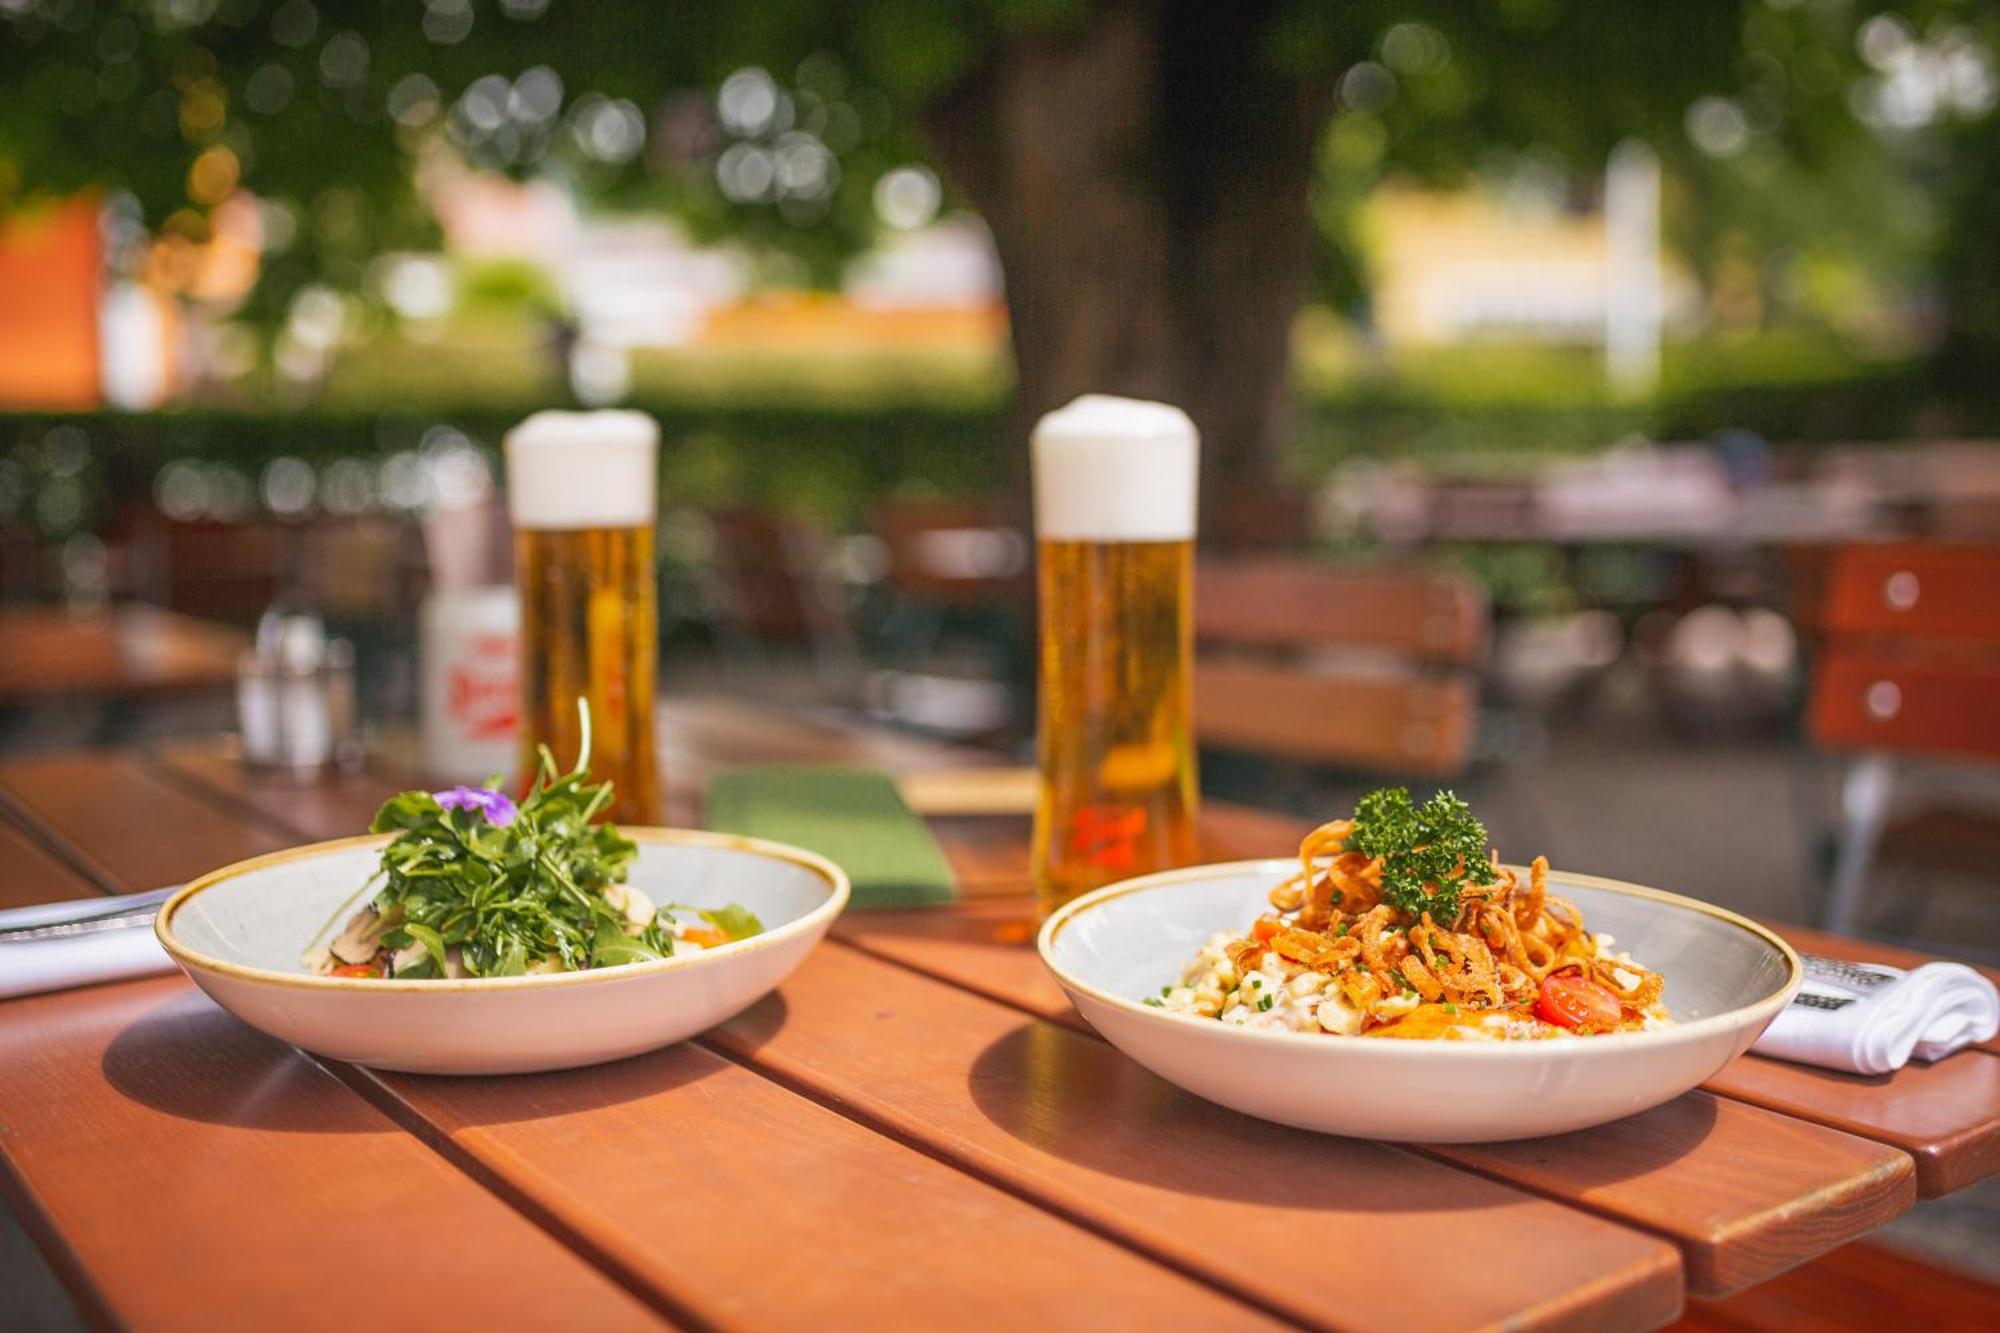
1039,855,1800,1143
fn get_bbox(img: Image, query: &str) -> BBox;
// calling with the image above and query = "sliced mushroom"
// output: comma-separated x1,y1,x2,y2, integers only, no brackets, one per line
330,907,388,965
601,881,656,933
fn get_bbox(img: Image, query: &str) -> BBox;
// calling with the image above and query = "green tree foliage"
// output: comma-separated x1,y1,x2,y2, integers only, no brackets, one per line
2,1,1994,467
9,0,1969,316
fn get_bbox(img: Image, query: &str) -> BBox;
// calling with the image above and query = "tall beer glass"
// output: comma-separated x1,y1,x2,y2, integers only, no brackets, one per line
1031,395,1200,917
505,410,660,824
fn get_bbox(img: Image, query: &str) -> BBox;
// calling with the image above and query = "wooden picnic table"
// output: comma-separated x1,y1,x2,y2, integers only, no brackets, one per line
0,605,245,706
1,695,1996,1331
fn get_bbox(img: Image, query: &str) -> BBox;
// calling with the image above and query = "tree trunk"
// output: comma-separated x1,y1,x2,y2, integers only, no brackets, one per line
1935,118,2000,401
928,1,1332,548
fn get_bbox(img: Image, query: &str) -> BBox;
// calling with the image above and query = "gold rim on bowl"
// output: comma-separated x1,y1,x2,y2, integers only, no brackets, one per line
156,826,850,993
1037,859,1803,1056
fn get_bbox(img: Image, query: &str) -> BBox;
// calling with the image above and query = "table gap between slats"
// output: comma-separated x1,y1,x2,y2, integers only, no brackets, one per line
0,811,113,906
0,786,125,898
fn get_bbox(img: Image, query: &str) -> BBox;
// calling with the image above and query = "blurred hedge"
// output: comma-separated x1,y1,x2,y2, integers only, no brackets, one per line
0,334,1983,545
0,401,1007,543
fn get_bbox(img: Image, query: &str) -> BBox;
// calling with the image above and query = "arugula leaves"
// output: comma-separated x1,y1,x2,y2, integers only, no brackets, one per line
692,903,763,941
1345,786,1498,924
361,706,761,978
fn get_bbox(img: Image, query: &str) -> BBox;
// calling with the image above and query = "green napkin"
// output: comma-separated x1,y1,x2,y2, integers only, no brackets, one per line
703,765,957,909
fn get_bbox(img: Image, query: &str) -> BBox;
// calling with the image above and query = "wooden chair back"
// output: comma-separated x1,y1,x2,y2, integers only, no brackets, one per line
1808,542,2000,760
706,506,820,641
301,516,417,620
1196,560,1488,664
1194,559,1488,776
148,516,288,623
871,499,1027,609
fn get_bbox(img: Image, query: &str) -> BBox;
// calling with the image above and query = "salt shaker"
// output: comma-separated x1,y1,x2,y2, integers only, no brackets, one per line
237,611,358,773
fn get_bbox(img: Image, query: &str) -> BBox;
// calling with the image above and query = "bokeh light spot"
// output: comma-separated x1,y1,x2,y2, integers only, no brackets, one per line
873,166,941,230
187,144,240,205
245,63,294,115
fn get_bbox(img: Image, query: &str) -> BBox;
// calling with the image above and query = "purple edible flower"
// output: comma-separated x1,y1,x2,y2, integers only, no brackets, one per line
433,785,518,827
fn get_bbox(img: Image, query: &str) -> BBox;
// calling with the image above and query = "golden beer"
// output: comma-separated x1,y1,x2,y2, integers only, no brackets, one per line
506,411,660,825
1033,539,1199,912
515,524,659,823
1030,395,1201,916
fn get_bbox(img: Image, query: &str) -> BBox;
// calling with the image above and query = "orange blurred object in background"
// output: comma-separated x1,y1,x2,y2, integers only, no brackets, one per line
0,198,102,410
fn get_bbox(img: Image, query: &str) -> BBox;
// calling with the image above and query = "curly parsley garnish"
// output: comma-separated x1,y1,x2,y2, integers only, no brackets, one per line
359,702,760,978
1346,786,1498,924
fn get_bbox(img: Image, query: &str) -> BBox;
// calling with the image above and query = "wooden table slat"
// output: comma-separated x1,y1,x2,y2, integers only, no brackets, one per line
0,818,103,908
834,898,1077,1019
706,941,1685,1332
830,901,1918,1297
655,696,996,775
1673,1238,2000,1331
0,977,660,1330
149,739,413,844
0,607,245,705
0,753,288,891
1703,1045,2000,1198
346,1045,1291,1330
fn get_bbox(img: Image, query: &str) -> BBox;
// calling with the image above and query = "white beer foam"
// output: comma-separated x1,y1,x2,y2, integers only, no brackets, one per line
1031,394,1199,541
504,410,659,530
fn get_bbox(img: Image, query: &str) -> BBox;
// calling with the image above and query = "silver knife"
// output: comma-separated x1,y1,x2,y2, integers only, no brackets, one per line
0,886,182,942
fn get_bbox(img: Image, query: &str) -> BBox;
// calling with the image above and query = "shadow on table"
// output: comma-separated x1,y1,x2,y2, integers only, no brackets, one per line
101,991,388,1134
358,1041,728,1128
965,1021,1722,1207
103,987,726,1132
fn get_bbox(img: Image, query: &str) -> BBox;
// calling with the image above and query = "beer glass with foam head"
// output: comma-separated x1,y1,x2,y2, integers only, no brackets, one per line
1031,395,1201,916
505,410,660,824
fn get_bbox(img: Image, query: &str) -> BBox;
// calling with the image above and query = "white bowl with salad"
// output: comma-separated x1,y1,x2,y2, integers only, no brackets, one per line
155,733,848,1074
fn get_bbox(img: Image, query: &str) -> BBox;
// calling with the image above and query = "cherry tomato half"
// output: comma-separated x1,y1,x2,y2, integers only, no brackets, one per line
330,962,380,979
1536,971,1623,1031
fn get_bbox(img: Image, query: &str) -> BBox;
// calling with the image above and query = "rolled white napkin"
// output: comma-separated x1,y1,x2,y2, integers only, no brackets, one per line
0,888,180,1001
1752,952,2000,1075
